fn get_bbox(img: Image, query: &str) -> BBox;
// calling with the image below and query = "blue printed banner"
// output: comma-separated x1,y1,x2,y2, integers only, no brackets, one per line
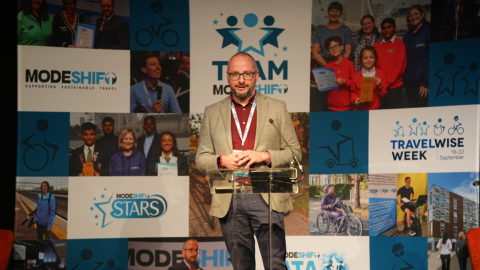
429,38,480,107
130,0,189,51
310,111,368,174
370,237,427,270
67,238,128,269
369,198,397,236
17,112,69,176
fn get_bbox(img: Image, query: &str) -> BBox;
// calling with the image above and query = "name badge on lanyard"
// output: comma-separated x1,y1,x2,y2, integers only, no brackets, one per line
231,97,256,148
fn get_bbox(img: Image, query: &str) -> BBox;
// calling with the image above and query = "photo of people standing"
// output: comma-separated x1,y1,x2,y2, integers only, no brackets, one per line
34,181,56,240
310,0,433,111
69,113,190,177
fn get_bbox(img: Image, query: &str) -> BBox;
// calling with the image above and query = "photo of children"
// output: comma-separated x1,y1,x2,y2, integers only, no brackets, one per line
310,0,432,111
15,177,68,241
130,51,190,114
69,113,190,177
309,174,369,236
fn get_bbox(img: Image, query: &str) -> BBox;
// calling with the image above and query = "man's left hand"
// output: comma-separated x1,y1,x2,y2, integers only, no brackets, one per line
236,150,271,168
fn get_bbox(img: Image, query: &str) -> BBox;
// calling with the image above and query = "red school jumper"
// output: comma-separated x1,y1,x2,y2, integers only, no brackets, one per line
324,58,355,111
351,68,387,110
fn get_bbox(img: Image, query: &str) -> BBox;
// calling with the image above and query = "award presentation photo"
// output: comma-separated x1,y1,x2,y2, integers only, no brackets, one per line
10,0,480,269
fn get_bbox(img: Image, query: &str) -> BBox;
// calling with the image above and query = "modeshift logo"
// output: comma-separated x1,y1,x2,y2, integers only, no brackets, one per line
90,188,168,229
211,12,289,96
25,69,117,85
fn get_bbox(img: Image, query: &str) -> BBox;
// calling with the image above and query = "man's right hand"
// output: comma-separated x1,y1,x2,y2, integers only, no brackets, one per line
151,100,163,112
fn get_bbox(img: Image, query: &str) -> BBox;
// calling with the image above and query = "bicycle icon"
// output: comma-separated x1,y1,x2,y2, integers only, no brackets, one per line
433,118,445,136
21,119,58,171
135,1,180,48
448,115,464,135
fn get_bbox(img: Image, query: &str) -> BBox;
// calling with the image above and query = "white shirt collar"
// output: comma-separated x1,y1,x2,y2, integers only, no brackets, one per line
362,67,376,77
382,35,397,43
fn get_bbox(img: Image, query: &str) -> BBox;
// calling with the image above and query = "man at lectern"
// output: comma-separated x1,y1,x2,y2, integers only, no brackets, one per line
169,239,203,270
196,52,301,269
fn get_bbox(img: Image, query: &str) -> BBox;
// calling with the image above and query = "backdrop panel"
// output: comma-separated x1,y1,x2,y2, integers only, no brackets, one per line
68,177,189,239
189,0,311,113
18,46,130,112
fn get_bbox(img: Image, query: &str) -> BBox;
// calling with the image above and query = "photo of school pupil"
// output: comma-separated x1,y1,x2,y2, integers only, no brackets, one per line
68,113,189,177
309,174,369,236
15,178,68,241
427,172,479,270
130,51,190,114
310,1,432,111
11,240,67,269
17,0,130,49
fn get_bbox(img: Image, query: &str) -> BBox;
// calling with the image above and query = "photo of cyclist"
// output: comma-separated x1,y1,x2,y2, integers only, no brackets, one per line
321,184,343,231
397,176,416,236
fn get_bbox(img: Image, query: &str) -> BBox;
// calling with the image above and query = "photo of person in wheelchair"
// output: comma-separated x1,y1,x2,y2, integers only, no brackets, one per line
321,184,343,232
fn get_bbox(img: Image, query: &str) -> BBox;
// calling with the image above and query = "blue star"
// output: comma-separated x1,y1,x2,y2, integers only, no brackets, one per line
95,214,98,219
94,194,113,228
216,28,241,48
260,27,284,48
213,19,218,25
282,46,288,51
101,194,105,199
90,207,94,211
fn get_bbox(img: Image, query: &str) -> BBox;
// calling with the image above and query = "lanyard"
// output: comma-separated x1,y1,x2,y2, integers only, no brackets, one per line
231,97,256,147
142,80,162,108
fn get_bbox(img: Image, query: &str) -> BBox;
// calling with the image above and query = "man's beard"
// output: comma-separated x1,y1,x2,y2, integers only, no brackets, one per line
232,85,254,101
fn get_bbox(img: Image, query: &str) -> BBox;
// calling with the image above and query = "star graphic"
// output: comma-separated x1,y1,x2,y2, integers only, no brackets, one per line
260,27,284,47
213,19,218,25
94,194,114,228
216,28,241,48
282,46,288,51
236,27,268,56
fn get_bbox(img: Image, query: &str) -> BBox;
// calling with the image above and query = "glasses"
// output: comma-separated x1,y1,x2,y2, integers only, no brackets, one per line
184,248,201,252
227,72,257,81
328,44,342,51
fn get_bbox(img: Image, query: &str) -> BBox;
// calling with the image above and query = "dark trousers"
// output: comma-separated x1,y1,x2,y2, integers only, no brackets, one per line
36,224,51,240
219,194,287,270
457,255,467,270
380,85,409,109
440,254,451,270
404,80,428,108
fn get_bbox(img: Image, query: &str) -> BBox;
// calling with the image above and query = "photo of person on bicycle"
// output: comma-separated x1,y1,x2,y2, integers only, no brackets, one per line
397,176,416,236
321,184,343,231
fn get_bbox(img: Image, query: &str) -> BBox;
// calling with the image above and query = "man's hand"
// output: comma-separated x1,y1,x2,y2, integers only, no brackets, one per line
236,150,271,168
335,77,346,86
151,100,163,112
220,153,242,169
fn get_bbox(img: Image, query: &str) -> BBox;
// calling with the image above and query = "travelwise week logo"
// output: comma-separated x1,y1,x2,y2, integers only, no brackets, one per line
90,188,168,228
390,115,465,161
211,12,289,96
24,69,118,90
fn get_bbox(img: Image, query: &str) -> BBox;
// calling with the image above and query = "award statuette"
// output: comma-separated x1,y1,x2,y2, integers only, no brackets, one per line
74,23,96,48
312,67,338,92
82,162,95,176
360,76,376,102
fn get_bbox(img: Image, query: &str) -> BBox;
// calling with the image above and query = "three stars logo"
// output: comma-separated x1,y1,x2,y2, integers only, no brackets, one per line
214,13,285,57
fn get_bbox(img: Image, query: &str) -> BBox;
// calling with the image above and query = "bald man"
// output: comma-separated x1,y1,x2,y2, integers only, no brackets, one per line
196,52,301,269
169,239,202,270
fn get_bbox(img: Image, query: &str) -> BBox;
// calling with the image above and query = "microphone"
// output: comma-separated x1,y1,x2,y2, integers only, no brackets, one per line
268,118,304,175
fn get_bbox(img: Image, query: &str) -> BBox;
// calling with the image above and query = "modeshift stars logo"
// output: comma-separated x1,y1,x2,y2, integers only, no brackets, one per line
211,12,289,96
90,188,168,229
